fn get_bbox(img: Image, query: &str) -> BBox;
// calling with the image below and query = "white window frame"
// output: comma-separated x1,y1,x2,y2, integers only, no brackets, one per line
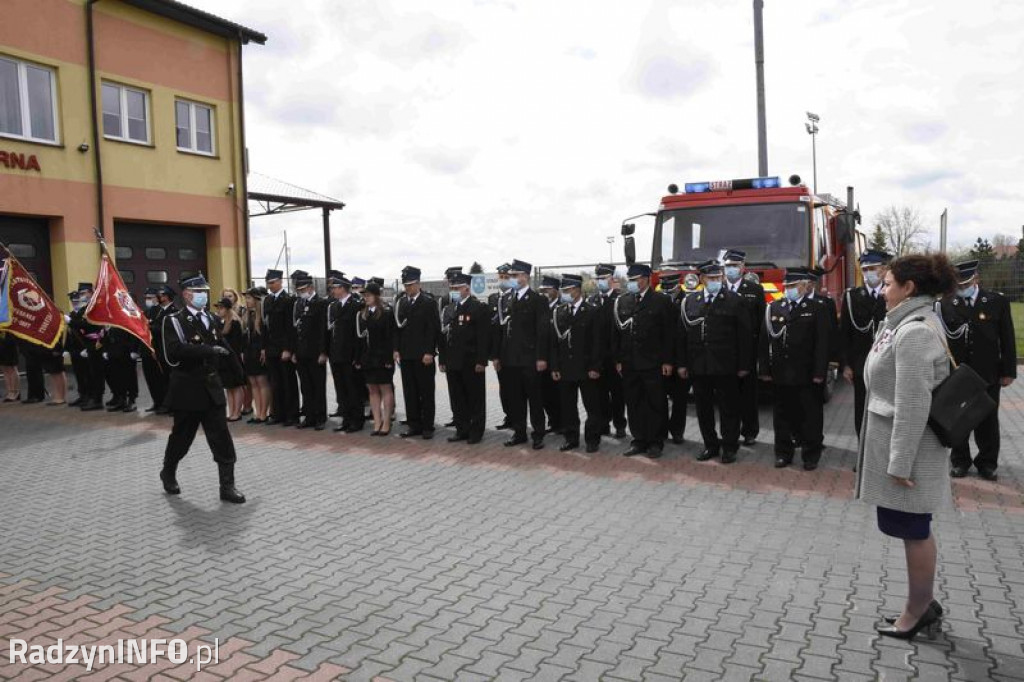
174,98,216,157
0,54,60,145
101,81,151,145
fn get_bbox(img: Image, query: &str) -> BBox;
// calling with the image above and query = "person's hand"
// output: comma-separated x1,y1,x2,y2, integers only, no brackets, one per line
1001,376,1015,387
661,363,673,377
102,352,109,360
354,363,361,370
616,362,623,376
439,364,446,373
738,370,749,378
393,351,401,363
552,371,561,381
281,350,292,361
843,366,854,383
422,354,434,366
475,364,486,373
536,360,548,372
587,370,600,380
812,376,824,384
260,350,266,364
890,475,915,488
63,314,71,323
677,367,689,379
213,346,230,356
493,359,502,373
318,353,328,365
130,352,140,361
80,350,88,359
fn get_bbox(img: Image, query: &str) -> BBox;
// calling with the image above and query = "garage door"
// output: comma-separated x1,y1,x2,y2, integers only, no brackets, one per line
0,215,52,296
114,222,207,302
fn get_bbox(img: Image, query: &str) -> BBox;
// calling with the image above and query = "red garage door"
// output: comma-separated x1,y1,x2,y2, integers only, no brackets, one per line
114,222,207,302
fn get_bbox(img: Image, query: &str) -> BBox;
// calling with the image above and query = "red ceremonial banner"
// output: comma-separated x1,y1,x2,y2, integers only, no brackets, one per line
2,256,65,349
85,254,153,351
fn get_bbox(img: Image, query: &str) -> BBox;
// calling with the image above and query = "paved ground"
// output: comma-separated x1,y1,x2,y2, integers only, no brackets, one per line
1,370,1023,681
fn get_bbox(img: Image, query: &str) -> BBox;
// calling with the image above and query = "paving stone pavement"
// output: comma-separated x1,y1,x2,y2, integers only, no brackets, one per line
0,369,1023,681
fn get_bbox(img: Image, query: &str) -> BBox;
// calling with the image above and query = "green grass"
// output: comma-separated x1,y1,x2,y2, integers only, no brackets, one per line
1011,302,1024,358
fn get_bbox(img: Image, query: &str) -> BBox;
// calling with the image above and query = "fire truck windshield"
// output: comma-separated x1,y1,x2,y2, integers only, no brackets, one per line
656,202,810,267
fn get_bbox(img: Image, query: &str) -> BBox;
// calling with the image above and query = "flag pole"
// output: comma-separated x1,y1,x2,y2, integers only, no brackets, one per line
93,226,114,265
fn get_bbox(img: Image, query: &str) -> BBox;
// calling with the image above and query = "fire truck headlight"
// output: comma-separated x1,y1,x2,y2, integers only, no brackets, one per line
684,273,700,291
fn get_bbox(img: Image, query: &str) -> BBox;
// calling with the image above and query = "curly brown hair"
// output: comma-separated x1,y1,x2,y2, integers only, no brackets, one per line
887,253,958,297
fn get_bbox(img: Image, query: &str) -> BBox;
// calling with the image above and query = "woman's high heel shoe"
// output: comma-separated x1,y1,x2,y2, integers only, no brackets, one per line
876,602,943,640
884,600,943,625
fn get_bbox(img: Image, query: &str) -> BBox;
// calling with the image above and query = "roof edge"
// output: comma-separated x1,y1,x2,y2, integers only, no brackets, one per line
118,0,267,45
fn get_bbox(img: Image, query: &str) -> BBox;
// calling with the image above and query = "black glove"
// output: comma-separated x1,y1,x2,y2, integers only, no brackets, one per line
212,346,231,356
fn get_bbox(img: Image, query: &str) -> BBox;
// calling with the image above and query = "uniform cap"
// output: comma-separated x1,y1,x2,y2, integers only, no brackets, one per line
496,263,512,275
627,263,652,279
722,249,747,264
783,267,813,284
265,269,284,283
659,272,681,289
77,282,94,292
508,259,532,275
595,263,616,276
858,249,892,266
451,272,473,287
144,287,158,296
180,273,210,290
444,266,463,283
369,277,385,287
157,285,176,297
955,260,979,283
364,281,382,296
698,260,723,276
540,275,560,289
401,266,421,284
350,276,366,287
559,274,584,290
290,269,313,287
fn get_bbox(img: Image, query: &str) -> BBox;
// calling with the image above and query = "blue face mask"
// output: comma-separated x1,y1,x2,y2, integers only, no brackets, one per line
724,266,742,282
449,290,462,304
499,279,514,290
958,284,977,299
144,299,157,309
705,280,722,296
192,291,209,308
596,278,610,292
863,270,881,288
626,280,640,294
784,286,800,302
560,292,572,304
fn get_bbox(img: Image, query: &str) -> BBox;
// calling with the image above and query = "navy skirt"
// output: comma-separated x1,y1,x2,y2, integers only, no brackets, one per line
877,506,932,540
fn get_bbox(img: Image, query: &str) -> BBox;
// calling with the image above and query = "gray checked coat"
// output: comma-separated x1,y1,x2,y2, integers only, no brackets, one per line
855,296,953,514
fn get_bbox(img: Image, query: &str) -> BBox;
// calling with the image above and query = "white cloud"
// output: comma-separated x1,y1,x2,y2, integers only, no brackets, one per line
192,0,1024,279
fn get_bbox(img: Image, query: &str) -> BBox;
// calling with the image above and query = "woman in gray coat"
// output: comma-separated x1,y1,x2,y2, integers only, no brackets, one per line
855,253,958,640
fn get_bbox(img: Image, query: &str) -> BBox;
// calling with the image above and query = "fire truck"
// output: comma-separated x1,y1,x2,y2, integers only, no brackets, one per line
619,174,865,398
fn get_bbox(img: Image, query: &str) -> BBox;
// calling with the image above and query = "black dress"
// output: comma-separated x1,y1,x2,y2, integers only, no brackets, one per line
217,318,247,389
0,330,20,366
358,307,395,385
243,314,268,377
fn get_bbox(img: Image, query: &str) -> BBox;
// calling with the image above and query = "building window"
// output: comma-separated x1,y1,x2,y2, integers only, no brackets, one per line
115,246,133,260
102,82,150,144
0,55,59,144
178,248,198,261
145,247,166,260
7,243,35,258
175,99,215,155
146,271,168,283
119,270,135,284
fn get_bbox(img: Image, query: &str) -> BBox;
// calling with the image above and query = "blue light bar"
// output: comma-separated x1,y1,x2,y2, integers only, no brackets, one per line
683,176,780,193
684,182,711,193
751,176,781,189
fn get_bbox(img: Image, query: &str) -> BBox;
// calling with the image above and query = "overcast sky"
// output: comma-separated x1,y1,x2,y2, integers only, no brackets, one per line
192,0,1024,281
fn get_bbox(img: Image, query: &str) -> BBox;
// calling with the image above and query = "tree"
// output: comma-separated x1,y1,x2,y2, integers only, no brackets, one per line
971,237,994,265
868,224,887,252
469,262,483,274
872,205,928,256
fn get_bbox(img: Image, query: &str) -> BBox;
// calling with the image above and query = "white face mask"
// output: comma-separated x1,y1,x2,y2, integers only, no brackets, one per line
724,266,742,282
626,281,640,294
863,270,881,288
958,284,977,299
560,292,572,304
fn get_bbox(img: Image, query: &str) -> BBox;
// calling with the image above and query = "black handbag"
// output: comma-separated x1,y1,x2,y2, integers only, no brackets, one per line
926,326,997,447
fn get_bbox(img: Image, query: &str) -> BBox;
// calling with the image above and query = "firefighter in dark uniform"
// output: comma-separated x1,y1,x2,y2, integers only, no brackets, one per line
551,274,604,453
839,249,891,437
591,263,628,438
722,249,766,445
327,271,365,433
538,275,563,436
615,263,675,458
393,265,440,438
159,274,245,503
439,272,490,444
291,270,330,430
498,259,550,449
65,289,91,407
677,261,753,463
938,260,1017,481
759,267,830,470
152,285,177,414
141,288,164,412
809,267,841,372
490,263,515,429
262,268,300,426
440,266,464,428
659,272,687,444
104,326,139,412
67,282,107,411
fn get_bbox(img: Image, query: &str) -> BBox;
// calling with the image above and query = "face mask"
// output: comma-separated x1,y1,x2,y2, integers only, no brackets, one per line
626,281,640,294
596,278,610,292
958,284,977,299
74,301,87,311
449,290,462,304
499,279,514,290
724,266,742,282
705,280,722,296
560,292,572,304
302,290,314,300
191,292,209,308
863,270,881,288
784,286,800,302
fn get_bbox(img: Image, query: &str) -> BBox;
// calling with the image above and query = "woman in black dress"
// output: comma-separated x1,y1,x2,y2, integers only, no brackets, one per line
243,287,271,423
356,282,395,435
213,297,246,421
0,329,20,402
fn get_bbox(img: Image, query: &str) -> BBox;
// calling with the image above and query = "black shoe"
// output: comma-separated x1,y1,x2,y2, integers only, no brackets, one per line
105,397,118,407
444,419,456,427
949,465,968,478
623,446,647,457
803,461,819,471
159,469,180,495
559,441,578,452
696,449,718,462
80,400,103,412
774,457,791,468
155,406,170,415
875,602,942,641
448,434,467,443
400,430,422,439
884,600,943,625
721,451,737,464
504,435,528,447
532,440,544,450
495,421,512,430
106,401,126,412
613,428,628,439
585,443,599,453
466,437,482,445
265,417,281,426
978,468,998,481
145,406,158,413
647,448,663,460
669,432,684,445
122,401,137,413
219,487,246,504
422,432,434,440
345,424,364,433
742,436,758,446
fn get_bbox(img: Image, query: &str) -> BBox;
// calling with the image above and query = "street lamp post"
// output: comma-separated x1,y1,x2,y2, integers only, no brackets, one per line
805,112,819,196
606,236,615,262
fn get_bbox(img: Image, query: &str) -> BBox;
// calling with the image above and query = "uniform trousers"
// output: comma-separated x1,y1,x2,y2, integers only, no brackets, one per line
692,374,740,453
107,356,138,401
449,365,486,441
542,370,562,434
664,374,688,439
559,377,603,447
331,359,364,427
267,355,300,422
497,365,512,424
849,357,868,437
602,359,627,432
737,372,760,440
399,360,436,433
951,384,1002,472
296,358,327,425
623,367,667,450
163,406,237,486
141,352,167,408
70,350,90,400
86,350,106,402
505,364,546,441
24,351,45,401
773,383,824,463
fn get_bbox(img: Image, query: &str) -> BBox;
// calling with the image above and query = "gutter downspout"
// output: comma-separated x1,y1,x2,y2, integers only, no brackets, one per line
86,0,106,241
236,33,252,287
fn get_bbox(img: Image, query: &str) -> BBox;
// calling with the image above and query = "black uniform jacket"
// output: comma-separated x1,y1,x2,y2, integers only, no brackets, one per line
936,288,1017,385
589,289,621,364
439,296,490,371
759,296,830,385
676,289,753,376
615,288,675,371
263,289,296,358
550,299,603,382
729,279,766,371
394,292,440,360
328,294,363,364
293,293,330,360
68,308,103,351
500,287,551,368
839,286,886,371
162,307,228,410
359,307,396,369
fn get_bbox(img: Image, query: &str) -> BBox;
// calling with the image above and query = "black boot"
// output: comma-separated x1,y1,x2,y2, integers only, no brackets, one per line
217,462,246,504
159,466,180,495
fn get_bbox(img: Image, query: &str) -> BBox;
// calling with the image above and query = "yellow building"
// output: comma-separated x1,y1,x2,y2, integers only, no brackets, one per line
0,0,265,303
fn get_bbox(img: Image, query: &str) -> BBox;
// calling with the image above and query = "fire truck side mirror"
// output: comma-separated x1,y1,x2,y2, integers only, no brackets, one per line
621,223,635,237
836,213,856,245
624,237,636,266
